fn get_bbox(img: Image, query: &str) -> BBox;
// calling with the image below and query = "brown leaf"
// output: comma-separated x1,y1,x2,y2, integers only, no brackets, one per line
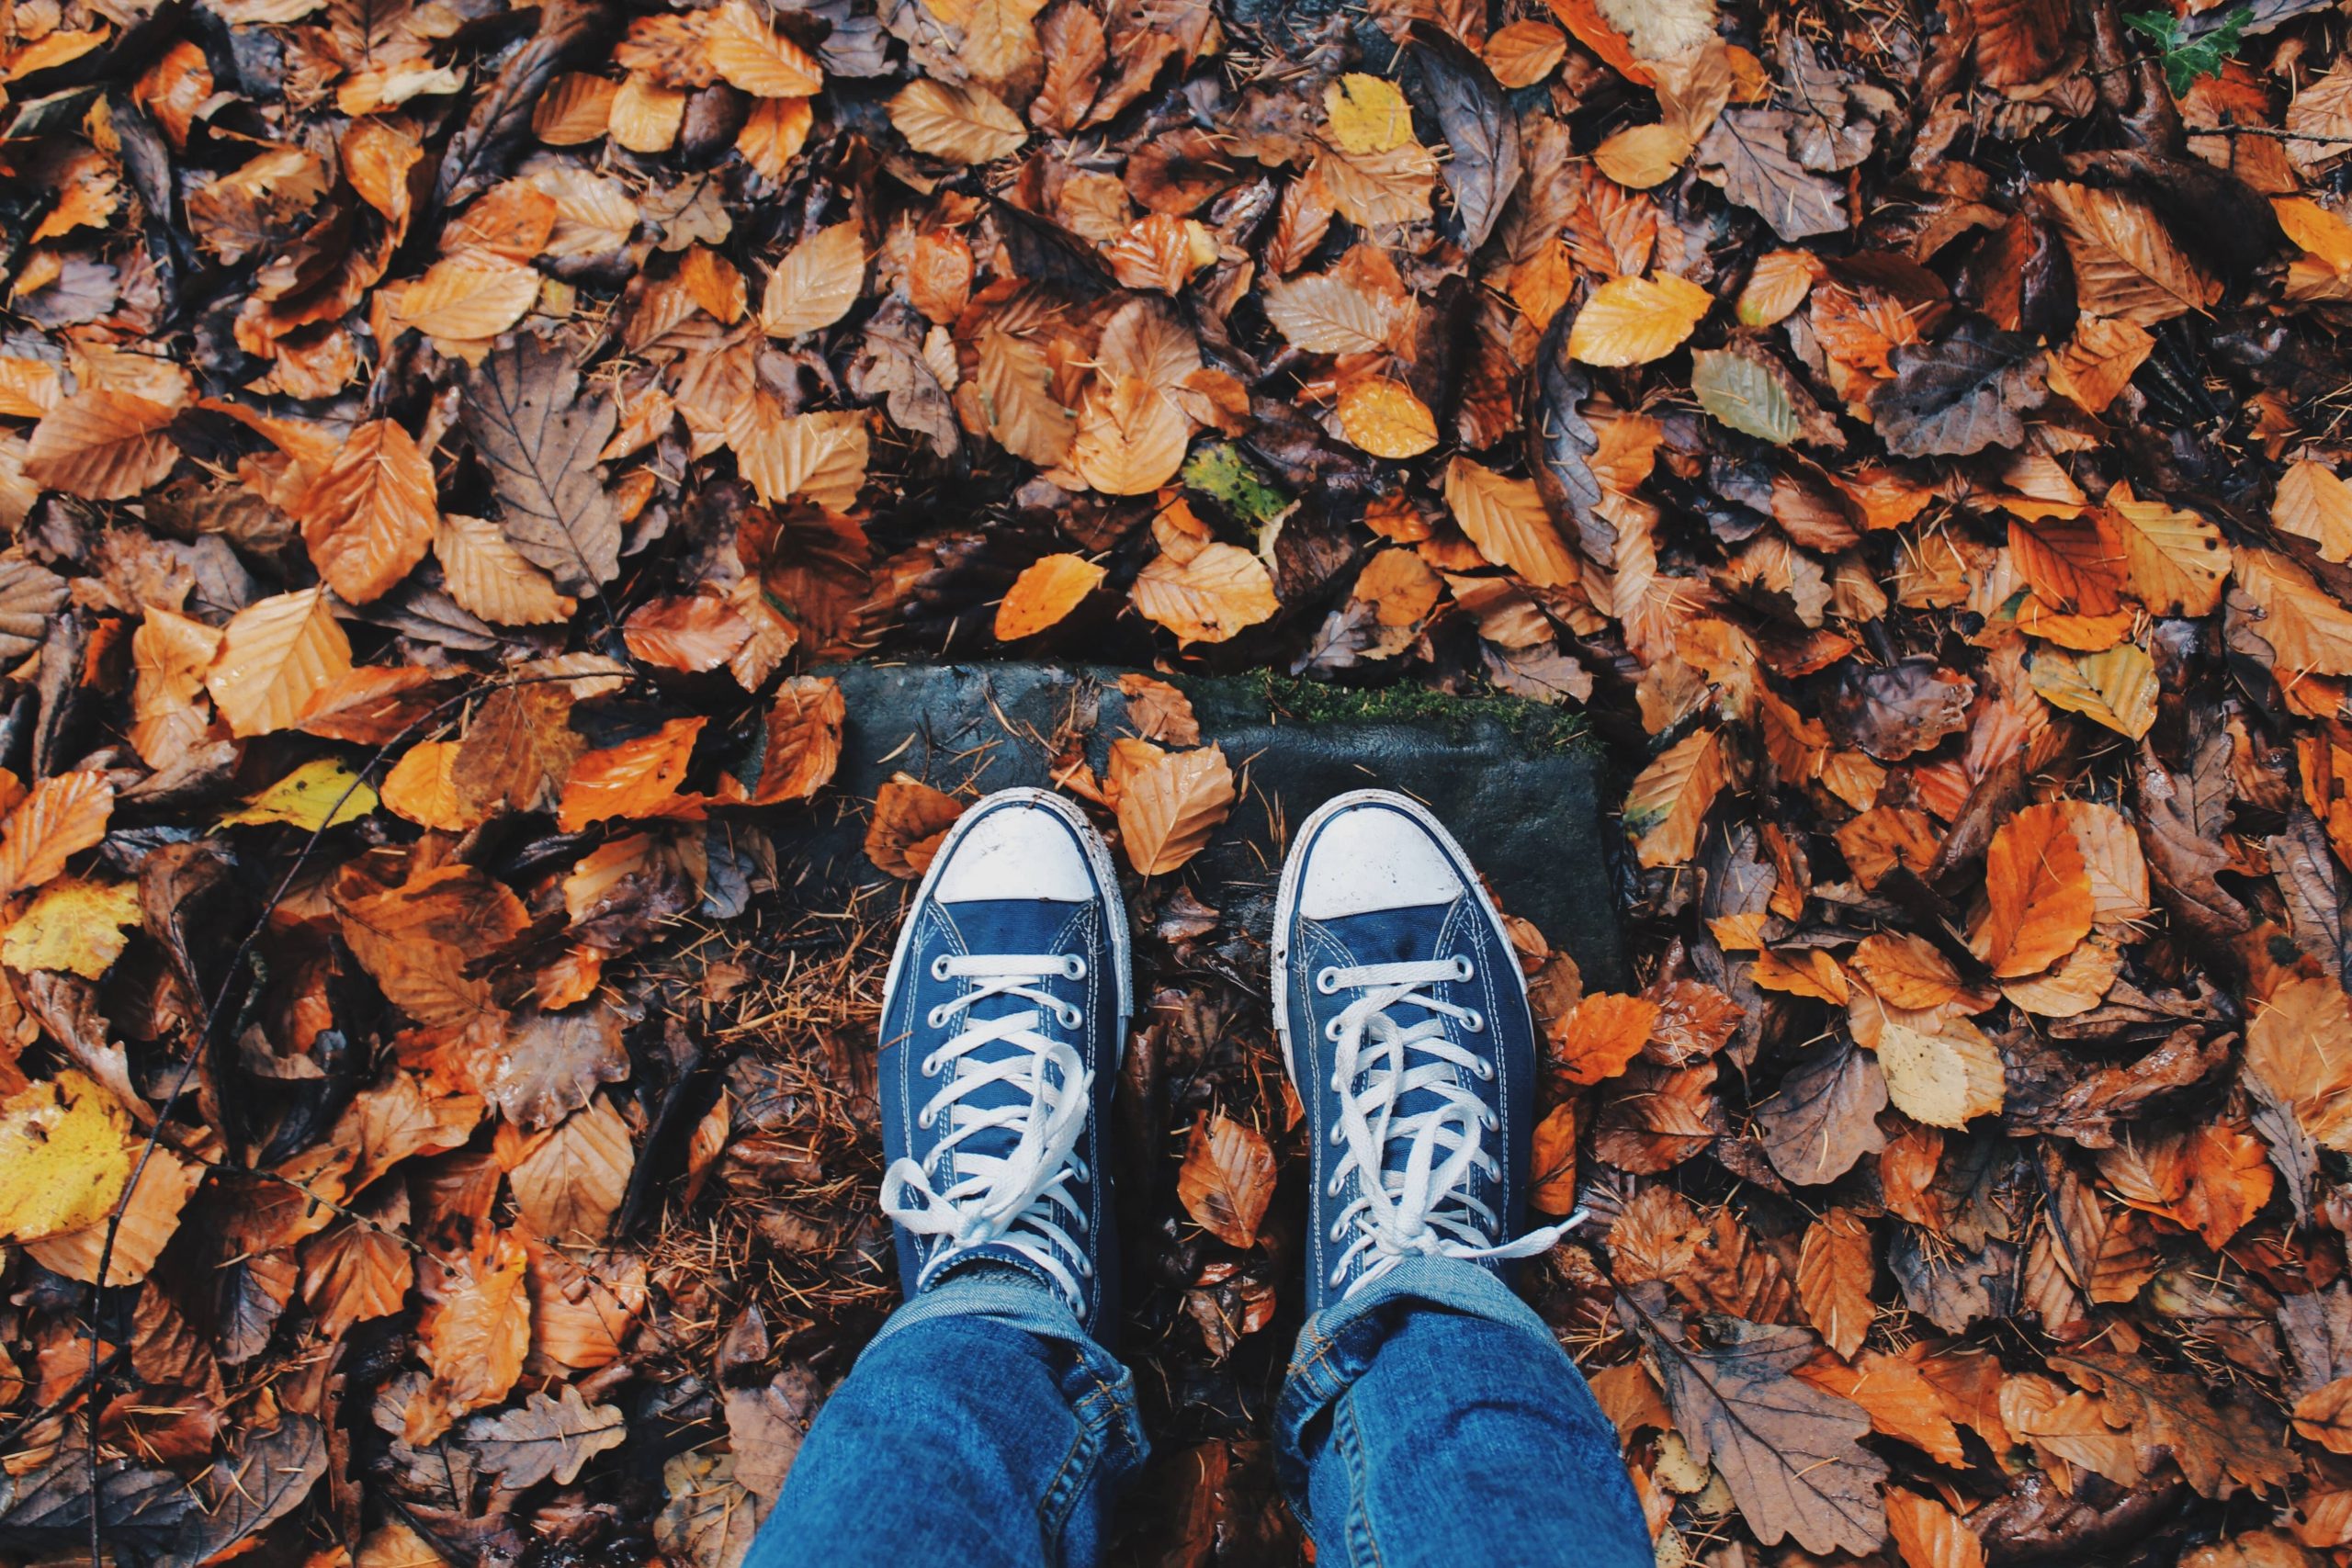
1617,1284,1890,1556
23,389,179,501
1973,802,2095,978
0,771,112,900
1795,1208,1874,1361
866,773,965,879
1176,1111,1274,1247
1116,745,1234,875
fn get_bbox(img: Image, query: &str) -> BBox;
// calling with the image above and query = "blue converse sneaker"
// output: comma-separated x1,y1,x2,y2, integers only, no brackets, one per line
1272,790,1577,1313
876,786,1130,1337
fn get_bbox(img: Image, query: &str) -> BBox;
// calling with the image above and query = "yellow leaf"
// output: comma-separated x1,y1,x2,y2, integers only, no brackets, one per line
0,1071,131,1243
1131,537,1278,645
207,586,356,738
1443,456,1578,587
888,78,1028,164
381,740,484,832
760,223,865,338
1568,273,1714,367
2,878,141,978
2105,484,2227,616
1071,377,1190,496
1336,378,1439,458
1852,993,2006,1129
1325,73,1417,154
705,0,824,97
2028,644,2157,739
219,756,379,832
2277,460,2352,564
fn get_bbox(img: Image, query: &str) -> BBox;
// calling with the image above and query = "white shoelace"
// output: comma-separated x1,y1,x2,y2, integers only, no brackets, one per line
1317,957,1575,1295
881,953,1094,1314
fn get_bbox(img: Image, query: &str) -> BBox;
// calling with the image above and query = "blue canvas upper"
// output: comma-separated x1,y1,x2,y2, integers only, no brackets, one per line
876,788,1126,1338
1274,791,1569,1314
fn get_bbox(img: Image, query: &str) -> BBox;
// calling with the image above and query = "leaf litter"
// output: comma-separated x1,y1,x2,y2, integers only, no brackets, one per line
0,0,2344,1563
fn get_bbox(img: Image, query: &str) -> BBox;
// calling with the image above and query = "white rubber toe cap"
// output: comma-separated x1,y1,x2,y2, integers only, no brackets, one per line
933,800,1094,902
1295,801,1465,919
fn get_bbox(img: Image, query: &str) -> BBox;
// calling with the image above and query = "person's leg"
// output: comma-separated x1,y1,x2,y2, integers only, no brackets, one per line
749,1266,1147,1568
749,789,1145,1568
1269,791,1650,1568
1275,1257,1650,1568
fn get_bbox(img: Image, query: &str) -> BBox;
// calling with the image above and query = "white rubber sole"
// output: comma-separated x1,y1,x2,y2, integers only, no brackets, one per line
877,785,1134,1074
1268,787,1523,1090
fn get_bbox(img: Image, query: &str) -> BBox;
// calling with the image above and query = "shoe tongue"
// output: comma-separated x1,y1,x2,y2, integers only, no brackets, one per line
933,899,1085,1183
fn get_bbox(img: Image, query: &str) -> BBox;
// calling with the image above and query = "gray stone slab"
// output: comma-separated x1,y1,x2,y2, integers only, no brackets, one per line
776,663,1622,986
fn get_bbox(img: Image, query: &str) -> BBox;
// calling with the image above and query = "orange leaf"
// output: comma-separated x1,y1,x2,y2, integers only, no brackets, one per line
0,771,112,900
24,389,180,501
558,717,706,832
997,553,1107,640
1885,1490,1986,1568
1973,802,2094,978
1544,0,1653,85
1554,993,1659,1085
1335,378,1439,458
296,419,438,604
1116,745,1235,875
1176,1111,1275,1247
865,773,964,879
1530,1100,1580,1214
750,675,844,806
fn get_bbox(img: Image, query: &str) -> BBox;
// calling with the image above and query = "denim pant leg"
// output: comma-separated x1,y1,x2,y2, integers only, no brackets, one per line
747,1269,1149,1568
1274,1256,1651,1568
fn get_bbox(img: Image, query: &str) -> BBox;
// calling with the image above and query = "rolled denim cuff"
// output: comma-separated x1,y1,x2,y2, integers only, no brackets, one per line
871,1262,1091,1349
1276,1256,1560,1505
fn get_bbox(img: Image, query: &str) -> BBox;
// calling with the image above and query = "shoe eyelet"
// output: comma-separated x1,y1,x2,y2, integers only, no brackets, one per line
927,1005,951,1029
1059,1005,1084,1029
1453,955,1475,981
1329,1267,1346,1288
1329,1223,1346,1243
1080,1259,1093,1277
1481,1109,1498,1131
921,1053,942,1077
1463,1010,1486,1034
1329,1071,1344,1093
1475,1058,1495,1082
1325,1019,1344,1042
1326,1176,1342,1197
931,955,952,980
1329,1126,1345,1146
1316,967,1340,994
1063,955,1087,979
1072,1159,1089,1181
917,1108,935,1130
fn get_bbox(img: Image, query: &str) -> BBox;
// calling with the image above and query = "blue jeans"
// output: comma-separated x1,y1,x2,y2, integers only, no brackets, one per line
745,1257,1651,1568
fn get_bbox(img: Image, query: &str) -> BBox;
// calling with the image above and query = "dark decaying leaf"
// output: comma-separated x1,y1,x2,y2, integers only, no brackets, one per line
1618,1284,1890,1555
462,335,624,593
1871,317,2050,457
1757,1033,1888,1186
1411,23,1521,255
1694,109,1849,242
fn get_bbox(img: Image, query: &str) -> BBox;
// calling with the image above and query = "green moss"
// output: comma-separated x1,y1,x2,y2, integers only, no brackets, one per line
1242,672,1595,754
1182,443,1292,528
